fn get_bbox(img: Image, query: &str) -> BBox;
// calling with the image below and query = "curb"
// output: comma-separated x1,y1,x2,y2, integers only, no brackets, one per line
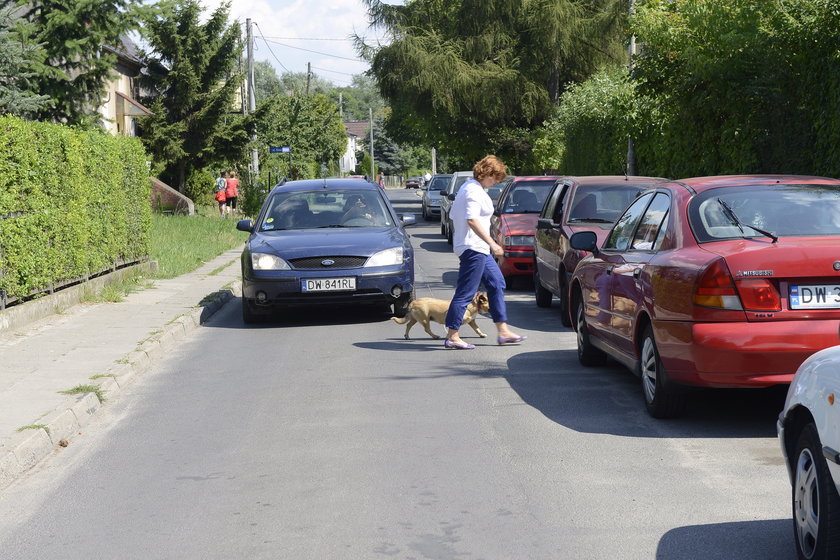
0,281,241,491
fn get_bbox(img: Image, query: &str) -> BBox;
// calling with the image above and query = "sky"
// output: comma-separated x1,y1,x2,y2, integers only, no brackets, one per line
199,0,400,86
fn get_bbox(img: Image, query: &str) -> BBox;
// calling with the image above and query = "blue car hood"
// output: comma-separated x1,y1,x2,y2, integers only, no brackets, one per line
248,227,409,259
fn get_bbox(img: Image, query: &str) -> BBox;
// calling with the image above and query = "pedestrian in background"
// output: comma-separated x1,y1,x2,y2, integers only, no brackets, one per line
377,171,385,189
214,171,227,217
443,155,526,350
225,170,240,215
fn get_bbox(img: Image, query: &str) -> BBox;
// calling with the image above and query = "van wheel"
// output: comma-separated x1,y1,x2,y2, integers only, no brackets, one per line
558,275,571,327
574,293,607,367
534,268,552,308
640,325,686,418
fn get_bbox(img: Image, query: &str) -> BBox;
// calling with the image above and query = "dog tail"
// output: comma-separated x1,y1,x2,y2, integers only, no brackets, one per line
391,316,410,324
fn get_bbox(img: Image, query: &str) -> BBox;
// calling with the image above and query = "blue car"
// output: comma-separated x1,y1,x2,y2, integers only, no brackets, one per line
236,178,416,323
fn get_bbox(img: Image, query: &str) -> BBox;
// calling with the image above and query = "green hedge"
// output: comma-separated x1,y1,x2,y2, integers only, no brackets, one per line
0,116,151,300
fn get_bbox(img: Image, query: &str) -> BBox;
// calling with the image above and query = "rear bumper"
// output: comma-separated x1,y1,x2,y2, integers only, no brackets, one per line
655,319,840,387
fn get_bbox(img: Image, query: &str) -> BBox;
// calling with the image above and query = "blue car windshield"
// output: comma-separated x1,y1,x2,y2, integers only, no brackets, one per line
259,190,392,231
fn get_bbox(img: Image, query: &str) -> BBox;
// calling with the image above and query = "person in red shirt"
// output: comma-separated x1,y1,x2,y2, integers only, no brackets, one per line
225,170,240,214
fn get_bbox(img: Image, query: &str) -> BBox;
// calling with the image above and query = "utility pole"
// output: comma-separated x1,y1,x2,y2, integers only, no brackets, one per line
369,107,375,179
306,62,312,95
246,18,259,176
338,93,343,119
626,0,637,176
431,148,437,174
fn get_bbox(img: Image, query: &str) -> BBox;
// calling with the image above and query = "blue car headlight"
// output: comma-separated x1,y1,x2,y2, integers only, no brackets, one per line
251,252,291,270
365,247,404,267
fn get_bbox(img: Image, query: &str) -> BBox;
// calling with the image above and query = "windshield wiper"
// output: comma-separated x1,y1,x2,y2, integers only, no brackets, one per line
317,224,347,228
716,198,778,243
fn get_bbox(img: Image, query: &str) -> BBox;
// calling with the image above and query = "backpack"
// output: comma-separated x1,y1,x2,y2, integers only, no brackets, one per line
214,177,226,192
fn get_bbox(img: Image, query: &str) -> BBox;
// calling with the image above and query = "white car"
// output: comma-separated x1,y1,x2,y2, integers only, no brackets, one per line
778,344,840,560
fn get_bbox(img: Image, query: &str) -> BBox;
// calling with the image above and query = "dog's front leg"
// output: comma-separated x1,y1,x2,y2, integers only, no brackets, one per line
467,320,487,338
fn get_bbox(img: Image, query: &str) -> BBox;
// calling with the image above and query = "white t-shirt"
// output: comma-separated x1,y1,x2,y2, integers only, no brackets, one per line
451,179,494,257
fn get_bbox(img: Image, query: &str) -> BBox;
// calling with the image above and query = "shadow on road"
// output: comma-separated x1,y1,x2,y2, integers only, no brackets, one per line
656,518,791,559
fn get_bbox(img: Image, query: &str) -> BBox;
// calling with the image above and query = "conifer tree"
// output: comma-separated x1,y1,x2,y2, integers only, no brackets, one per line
0,8,50,117
137,0,249,193
358,0,625,169
0,0,147,127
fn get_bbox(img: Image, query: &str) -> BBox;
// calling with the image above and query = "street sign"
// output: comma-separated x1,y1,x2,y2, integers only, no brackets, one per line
269,146,291,153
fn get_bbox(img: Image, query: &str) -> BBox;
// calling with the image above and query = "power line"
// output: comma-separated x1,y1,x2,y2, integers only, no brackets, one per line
311,65,358,77
260,37,362,62
261,36,348,42
252,22,291,73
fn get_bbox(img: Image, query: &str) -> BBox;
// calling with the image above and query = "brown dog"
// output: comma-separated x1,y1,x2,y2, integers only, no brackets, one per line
392,293,490,340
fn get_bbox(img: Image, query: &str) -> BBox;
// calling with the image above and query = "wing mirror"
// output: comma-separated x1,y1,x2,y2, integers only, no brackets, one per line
401,214,417,226
570,231,599,255
447,193,456,201
236,219,254,232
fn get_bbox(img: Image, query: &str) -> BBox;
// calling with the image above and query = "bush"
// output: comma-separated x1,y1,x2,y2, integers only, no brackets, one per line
0,116,150,299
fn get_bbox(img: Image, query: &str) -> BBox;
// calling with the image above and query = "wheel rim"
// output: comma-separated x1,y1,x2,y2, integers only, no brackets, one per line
794,447,820,559
641,336,657,404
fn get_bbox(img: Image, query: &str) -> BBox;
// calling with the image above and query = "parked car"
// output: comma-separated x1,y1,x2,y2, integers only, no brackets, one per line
405,176,422,189
533,176,665,325
568,174,840,418
440,171,474,243
488,176,561,285
779,343,840,560
420,173,452,220
236,178,416,323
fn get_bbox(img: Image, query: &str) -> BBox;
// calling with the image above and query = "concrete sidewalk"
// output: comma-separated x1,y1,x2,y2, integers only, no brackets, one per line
0,248,243,489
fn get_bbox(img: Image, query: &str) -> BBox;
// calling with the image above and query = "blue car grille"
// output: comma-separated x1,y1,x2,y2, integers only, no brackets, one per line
289,256,367,269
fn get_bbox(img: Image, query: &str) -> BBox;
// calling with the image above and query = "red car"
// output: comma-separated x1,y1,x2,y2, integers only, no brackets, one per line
569,175,840,418
533,176,665,326
490,176,561,285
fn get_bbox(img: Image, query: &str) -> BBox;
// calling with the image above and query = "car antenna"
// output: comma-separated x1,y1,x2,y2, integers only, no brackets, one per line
277,176,287,187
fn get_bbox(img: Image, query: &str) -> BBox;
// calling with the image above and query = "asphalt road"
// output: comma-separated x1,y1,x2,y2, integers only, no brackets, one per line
0,189,795,559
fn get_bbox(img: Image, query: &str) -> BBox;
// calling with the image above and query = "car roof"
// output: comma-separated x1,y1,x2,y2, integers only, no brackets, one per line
559,175,667,185
667,174,840,192
451,171,473,176
510,175,562,182
269,178,378,194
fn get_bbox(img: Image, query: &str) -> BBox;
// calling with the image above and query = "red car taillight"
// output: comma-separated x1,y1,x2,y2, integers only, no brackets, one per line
693,258,743,310
735,278,781,311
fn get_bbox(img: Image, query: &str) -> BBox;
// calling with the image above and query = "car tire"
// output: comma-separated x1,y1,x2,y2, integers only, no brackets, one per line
393,291,415,318
422,205,428,220
242,297,267,324
558,274,571,328
640,325,686,418
574,292,607,367
792,423,840,560
446,221,453,245
534,267,552,308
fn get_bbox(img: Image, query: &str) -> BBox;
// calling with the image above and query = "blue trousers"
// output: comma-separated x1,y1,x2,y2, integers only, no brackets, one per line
445,250,507,330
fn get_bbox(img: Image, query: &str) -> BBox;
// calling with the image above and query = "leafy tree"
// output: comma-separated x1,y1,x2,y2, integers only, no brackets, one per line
0,8,50,117
137,0,250,193
0,0,148,127
330,74,385,121
253,60,284,104
631,0,840,177
253,92,346,180
357,0,626,169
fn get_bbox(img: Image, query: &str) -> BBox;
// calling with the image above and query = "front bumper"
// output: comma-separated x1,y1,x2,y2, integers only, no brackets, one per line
498,251,534,276
655,319,840,387
242,266,414,306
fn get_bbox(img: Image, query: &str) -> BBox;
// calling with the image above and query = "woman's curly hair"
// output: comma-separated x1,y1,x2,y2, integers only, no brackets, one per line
473,155,507,182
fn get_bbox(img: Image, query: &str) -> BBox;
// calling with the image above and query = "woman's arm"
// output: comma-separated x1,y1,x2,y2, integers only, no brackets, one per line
467,219,502,257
